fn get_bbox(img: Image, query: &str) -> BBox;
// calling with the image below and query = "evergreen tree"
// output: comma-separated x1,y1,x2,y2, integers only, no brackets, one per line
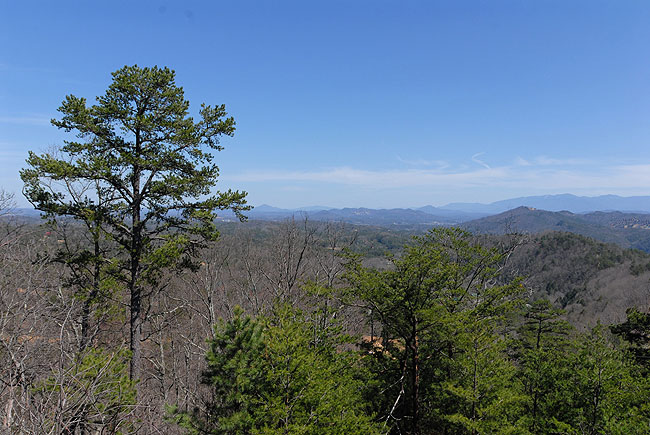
21,65,249,384
514,300,573,433
257,304,381,435
170,307,267,434
442,309,523,435
345,228,524,434
172,305,382,435
554,326,650,434
611,307,650,373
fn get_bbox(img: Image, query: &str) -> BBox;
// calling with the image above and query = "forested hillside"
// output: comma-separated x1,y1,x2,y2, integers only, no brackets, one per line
464,206,650,252
500,231,650,326
2,214,650,433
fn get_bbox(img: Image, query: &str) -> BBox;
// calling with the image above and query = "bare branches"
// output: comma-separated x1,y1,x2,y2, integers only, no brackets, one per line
0,189,15,217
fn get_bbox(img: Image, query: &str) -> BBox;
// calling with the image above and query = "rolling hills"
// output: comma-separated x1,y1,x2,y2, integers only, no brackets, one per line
463,207,650,253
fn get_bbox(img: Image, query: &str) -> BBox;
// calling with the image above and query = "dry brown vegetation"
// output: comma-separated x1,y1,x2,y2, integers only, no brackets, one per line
1,213,649,433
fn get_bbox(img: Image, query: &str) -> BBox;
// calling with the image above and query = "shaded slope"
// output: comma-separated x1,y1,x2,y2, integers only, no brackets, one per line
502,232,650,326
464,207,650,252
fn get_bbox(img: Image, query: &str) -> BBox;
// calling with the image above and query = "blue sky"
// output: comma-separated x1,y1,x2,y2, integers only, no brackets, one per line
2,1,650,208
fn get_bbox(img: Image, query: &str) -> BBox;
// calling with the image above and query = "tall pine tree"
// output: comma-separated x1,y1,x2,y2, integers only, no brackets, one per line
21,65,249,387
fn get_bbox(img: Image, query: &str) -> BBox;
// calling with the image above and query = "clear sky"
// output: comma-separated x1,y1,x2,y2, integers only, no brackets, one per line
2,1,650,208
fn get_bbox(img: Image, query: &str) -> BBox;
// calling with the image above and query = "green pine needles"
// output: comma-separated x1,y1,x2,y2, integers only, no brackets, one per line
21,65,249,384
170,305,382,435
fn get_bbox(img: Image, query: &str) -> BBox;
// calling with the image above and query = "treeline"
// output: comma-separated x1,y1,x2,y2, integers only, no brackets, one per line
2,215,649,433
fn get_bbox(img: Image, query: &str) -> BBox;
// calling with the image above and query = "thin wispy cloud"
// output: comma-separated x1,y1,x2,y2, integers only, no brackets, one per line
227,157,650,198
471,152,491,169
230,166,506,188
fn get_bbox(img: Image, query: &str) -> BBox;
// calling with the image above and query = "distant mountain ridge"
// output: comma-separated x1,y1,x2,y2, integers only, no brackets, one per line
441,194,650,214
12,194,650,231
246,194,650,221
308,208,450,226
244,206,465,227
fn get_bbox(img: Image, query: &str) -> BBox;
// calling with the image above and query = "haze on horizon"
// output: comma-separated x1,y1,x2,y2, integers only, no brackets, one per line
2,1,649,209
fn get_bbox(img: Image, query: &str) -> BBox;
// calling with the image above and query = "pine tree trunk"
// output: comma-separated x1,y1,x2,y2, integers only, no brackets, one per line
129,137,142,386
